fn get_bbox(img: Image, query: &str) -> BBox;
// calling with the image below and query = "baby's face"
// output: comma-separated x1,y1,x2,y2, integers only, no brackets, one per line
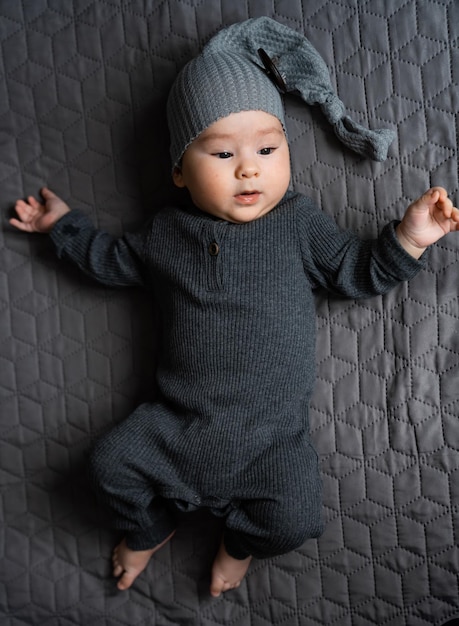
173,110,291,224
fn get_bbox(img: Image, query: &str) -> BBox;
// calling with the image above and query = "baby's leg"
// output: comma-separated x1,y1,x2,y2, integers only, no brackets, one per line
88,405,179,589
213,480,323,597
113,531,175,590
210,540,252,598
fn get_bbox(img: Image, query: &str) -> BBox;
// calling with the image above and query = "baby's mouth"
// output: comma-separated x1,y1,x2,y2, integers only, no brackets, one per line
234,191,261,204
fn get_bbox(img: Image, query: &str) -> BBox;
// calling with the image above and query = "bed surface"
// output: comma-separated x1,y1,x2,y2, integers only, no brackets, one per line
1,1,458,624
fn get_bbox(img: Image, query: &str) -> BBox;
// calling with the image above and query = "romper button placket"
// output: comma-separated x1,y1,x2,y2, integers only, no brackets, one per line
208,242,219,256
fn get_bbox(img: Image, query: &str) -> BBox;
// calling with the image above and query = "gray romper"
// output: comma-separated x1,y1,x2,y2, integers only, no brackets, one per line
50,192,424,559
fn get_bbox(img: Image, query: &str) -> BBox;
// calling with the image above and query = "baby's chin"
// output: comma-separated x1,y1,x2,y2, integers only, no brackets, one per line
199,202,279,224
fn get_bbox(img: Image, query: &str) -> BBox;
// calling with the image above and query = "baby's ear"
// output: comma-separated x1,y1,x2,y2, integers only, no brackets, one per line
172,166,185,188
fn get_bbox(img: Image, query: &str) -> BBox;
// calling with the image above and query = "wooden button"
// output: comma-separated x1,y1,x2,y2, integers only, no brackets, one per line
208,242,219,256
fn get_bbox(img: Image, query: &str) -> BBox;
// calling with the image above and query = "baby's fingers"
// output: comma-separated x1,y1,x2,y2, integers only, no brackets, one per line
436,196,456,219
9,215,35,232
12,199,34,222
27,195,44,211
10,198,42,232
450,205,459,223
429,187,457,217
432,192,459,232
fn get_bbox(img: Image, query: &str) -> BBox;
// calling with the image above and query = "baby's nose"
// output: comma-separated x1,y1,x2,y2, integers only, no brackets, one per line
236,159,259,178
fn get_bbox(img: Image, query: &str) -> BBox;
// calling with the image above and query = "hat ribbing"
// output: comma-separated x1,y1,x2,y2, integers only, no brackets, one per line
167,17,395,168
167,49,285,169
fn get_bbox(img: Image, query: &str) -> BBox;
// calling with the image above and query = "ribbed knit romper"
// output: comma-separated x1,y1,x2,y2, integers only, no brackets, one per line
50,192,424,559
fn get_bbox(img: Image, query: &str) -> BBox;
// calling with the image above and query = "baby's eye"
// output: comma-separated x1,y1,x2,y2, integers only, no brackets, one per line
258,147,276,155
214,152,232,159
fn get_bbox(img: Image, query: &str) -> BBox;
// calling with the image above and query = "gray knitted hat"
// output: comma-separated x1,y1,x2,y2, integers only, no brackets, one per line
167,17,395,168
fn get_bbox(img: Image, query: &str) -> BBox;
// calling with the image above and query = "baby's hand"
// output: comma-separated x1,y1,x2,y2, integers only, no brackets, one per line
396,187,459,258
10,188,71,234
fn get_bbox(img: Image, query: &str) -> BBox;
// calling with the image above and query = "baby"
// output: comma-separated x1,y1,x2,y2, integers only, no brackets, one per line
10,18,459,598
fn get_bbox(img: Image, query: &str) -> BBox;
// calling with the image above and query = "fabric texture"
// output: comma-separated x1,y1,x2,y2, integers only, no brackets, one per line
2,2,459,624
50,192,423,558
167,17,395,166
167,44,286,169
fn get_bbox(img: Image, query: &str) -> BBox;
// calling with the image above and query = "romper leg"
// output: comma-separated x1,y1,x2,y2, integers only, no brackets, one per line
223,443,325,559
223,493,324,559
88,405,177,550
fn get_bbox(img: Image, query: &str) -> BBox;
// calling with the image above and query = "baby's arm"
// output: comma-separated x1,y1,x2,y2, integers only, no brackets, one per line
10,188,70,233
396,187,459,259
11,188,147,288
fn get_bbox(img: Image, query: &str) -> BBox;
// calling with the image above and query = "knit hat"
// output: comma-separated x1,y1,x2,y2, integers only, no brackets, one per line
167,17,395,168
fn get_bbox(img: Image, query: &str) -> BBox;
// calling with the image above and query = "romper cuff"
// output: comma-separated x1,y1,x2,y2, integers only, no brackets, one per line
125,526,174,551
223,530,253,560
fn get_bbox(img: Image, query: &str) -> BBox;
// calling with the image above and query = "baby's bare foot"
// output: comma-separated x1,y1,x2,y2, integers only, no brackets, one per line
112,531,175,590
210,541,252,597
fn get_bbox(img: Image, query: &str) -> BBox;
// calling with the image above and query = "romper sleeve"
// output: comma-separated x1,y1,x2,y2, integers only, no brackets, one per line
294,195,427,298
49,210,151,288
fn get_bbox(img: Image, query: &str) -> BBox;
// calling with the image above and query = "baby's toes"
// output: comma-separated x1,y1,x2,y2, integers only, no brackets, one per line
117,569,138,591
210,575,226,597
112,551,124,576
112,548,122,576
210,575,240,597
113,562,123,578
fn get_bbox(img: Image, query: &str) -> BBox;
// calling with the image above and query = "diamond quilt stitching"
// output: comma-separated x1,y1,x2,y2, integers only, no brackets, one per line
1,1,458,625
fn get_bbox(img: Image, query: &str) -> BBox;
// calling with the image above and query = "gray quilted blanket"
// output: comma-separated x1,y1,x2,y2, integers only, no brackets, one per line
1,1,458,625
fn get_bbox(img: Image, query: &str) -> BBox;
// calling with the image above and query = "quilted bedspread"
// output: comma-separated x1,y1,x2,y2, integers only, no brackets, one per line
1,1,458,624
